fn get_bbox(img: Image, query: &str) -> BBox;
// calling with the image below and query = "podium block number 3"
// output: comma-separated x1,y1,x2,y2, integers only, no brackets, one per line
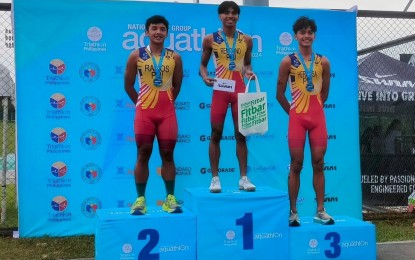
236,213,254,250
138,229,160,260
325,232,341,258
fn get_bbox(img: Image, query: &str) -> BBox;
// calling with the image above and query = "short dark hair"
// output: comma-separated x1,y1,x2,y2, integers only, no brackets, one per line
293,16,317,34
145,15,169,32
218,1,240,14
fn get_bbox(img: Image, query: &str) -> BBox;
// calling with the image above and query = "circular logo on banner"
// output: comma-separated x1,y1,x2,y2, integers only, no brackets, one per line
122,244,133,254
50,93,66,109
226,230,236,240
81,163,102,184
80,129,102,150
87,27,102,41
79,62,100,82
80,96,101,116
51,161,68,178
81,197,102,218
279,32,293,46
51,196,68,212
309,239,318,248
49,59,66,75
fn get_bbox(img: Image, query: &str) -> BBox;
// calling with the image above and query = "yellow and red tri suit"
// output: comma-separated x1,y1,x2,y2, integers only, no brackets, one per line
288,52,327,148
211,30,247,123
134,47,177,148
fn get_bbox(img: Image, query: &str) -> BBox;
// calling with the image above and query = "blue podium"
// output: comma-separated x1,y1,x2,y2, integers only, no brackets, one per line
95,207,196,260
184,186,289,260
289,216,376,260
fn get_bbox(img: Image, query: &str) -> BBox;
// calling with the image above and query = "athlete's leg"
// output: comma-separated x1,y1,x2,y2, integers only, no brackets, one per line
288,147,304,213
159,140,176,195
134,136,154,196
210,122,224,177
210,91,228,177
310,145,326,211
157,112,178,196
231,100,247,178
133,109,157,197
288,112,307,213
309,114,328,212
158,135,181,213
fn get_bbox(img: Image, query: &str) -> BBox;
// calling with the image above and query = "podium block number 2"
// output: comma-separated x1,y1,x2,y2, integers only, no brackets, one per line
236,213,253,250
324,232,341,258
138,229,160,260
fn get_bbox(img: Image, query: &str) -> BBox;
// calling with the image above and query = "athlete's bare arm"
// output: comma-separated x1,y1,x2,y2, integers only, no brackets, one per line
124,50,139,103
199,34,215,86
172,52,183,100
243,35,255,79
321,56,331,103
276,56,291,114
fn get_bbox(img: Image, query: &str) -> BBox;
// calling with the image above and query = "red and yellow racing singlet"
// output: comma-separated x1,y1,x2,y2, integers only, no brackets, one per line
136,47,175,109
289,52,324,114
211,30,247,84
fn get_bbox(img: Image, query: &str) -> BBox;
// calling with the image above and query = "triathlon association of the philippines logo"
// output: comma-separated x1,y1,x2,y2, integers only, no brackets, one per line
84,26,107,52
81,163,102,184
46,59,70,85
80,129,102,150
47,93,71,120
79,62,100,82
80,96,101,116
48,196,72,223
81,197,102,218
47,161,71,188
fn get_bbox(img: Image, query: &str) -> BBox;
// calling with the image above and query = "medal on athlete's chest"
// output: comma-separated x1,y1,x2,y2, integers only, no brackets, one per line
306,82,314,92
148,46,165,87
153,77,162,87
297,52,315,92
221,31,238,71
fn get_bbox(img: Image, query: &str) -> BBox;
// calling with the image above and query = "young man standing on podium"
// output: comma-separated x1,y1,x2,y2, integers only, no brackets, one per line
124,15,183,215
276,16,335,226
199,1,256,193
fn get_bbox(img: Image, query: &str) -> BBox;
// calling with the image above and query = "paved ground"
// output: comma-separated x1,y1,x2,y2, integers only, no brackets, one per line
377,240,415,259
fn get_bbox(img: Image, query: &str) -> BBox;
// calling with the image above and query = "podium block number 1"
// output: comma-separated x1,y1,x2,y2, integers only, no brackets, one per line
325,232,341,258
138,229,160,260
236,213,253,250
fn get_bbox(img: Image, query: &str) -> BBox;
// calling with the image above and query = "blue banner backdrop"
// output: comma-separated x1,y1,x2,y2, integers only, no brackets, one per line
14,0,359,237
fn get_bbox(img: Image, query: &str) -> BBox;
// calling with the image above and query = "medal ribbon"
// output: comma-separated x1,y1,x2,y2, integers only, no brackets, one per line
148,46,165,85
221,30,238,66
297,52,315,88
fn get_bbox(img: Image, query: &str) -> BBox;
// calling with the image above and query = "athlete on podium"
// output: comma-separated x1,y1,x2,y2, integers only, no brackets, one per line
199,1,256,193
276,16,335,226
124,15,183,215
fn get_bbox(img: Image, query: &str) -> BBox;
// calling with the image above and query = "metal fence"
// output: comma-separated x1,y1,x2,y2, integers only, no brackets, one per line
0,3,17,234
0,4,414,233
357,11,415,216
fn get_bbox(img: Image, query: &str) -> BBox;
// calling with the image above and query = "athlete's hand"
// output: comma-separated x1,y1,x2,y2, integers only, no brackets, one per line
203,77,216,87
244,70,256,80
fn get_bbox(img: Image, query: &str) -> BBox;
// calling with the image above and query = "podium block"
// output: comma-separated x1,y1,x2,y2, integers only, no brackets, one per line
289,216,376,260
95,207,196,260
184,186,289,260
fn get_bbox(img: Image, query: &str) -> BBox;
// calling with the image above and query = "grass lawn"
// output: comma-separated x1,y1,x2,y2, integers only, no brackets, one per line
372,218,415,242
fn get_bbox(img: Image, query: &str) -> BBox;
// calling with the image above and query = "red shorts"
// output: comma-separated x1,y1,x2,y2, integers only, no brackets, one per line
210,73,245,124
134,91,177,145
288,98,327,149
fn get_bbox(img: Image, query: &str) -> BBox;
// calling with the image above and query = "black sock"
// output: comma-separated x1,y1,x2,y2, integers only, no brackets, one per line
136,183,147,197
164,180,175,196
